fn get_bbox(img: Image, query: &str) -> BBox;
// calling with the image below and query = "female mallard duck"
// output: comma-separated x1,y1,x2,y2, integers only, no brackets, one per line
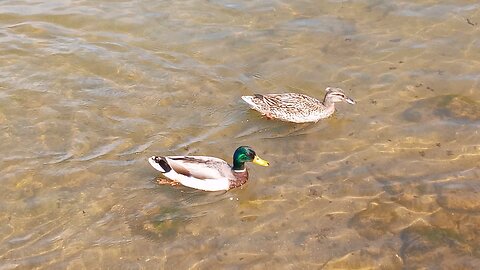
241,87,356,123
148,146,269,191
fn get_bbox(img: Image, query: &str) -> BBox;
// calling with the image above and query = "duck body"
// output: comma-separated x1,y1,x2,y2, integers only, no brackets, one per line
242,87,355,123
148,146,269,191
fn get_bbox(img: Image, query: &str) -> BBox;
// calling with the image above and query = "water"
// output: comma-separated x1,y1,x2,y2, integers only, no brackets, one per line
1,0,480,269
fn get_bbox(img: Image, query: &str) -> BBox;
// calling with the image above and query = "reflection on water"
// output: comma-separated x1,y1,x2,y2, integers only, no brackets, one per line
1,0,480,268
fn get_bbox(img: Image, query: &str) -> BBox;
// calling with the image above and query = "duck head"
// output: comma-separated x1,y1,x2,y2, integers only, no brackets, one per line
324,87,356,105
232,146,269,171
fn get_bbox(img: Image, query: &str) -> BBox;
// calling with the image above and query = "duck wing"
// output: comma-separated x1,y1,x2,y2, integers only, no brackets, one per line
243,93,322,120
257,93,319,108
164,156,233,180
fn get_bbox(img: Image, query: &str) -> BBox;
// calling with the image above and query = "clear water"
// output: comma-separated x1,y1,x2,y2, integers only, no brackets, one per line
1,0,480,269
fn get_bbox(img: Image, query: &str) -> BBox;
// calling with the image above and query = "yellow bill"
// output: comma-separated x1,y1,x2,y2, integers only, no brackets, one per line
253,155,269,166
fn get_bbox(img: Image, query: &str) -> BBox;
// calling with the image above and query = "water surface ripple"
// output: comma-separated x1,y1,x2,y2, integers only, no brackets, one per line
1,0,479,269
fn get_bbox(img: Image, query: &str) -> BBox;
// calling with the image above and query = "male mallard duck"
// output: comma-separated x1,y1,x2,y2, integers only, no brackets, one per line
148,146,269,191
241,87,356,123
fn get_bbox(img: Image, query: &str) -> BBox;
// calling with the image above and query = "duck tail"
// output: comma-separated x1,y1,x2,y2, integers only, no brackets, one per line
148,156,172,173
241,95,258,108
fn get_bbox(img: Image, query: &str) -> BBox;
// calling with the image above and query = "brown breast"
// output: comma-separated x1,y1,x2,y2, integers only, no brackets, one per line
229,170,249,189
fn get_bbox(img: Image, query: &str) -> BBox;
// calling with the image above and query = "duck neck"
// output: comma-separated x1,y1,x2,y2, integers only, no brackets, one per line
323,97,335,109
232,160,245,171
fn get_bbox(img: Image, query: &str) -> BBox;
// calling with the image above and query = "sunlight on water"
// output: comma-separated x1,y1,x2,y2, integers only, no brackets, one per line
1,0,480,269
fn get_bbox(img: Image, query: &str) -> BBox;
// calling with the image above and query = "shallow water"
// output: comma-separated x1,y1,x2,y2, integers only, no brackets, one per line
1,0,480,269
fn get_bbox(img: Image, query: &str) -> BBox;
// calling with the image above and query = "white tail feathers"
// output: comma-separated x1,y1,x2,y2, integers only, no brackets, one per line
241,96,257,108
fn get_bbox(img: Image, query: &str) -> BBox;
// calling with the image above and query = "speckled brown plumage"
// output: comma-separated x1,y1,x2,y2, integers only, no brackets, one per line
242,87,356,123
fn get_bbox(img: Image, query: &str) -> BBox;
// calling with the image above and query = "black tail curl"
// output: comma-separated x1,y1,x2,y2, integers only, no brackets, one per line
153,156,172,172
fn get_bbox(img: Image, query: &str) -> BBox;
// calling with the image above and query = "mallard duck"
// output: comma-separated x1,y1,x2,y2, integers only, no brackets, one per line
241,87,356,123
148,146,269,191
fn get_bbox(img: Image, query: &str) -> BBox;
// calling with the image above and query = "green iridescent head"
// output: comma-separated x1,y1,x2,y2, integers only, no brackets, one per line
232,146,269,171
